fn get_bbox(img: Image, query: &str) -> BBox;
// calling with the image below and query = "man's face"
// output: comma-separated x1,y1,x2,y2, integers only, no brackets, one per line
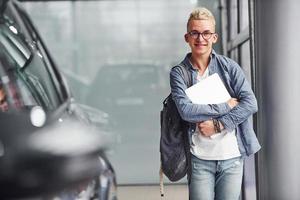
0,88,8,112
185,19,218,57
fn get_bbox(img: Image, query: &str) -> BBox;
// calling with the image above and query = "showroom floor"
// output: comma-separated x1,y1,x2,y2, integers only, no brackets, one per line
118,184,188,200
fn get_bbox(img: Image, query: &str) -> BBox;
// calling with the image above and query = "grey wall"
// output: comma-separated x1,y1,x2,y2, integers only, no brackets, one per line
255,0,300,199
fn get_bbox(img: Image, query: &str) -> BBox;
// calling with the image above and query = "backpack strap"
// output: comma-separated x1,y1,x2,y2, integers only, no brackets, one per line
175,64,193,184
177,64,192,87
159,165,165,197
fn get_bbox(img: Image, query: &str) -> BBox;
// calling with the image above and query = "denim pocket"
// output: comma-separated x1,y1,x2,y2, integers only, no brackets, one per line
191,157,215,172
228,157,244,171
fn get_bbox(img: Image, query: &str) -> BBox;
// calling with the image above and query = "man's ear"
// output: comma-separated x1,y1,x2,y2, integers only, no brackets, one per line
184,34,189,42
212,33,218,44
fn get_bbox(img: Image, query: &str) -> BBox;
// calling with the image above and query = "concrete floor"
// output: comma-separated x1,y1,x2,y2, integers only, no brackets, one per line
118,184,188,200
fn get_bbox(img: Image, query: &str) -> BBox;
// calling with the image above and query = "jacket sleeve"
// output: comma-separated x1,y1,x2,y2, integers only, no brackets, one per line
170,66,231,123
217,60,258,130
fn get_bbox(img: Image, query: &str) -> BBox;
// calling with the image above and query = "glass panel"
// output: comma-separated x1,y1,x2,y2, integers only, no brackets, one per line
240,40,251,84
228,0,238,40
23,0,221,184
0,25,29,68
240,0,249,31
0,23,42,111
0,19,62,111
230,47,239,62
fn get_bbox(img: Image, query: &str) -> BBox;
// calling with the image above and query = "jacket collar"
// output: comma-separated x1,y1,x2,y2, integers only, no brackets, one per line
182,49,217,74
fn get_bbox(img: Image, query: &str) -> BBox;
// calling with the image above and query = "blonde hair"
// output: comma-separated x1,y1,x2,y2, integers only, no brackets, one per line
187,7,216,31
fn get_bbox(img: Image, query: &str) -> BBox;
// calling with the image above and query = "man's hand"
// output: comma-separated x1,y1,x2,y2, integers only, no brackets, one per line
198,120,225,137
198,98,236,137
198,120,215,137
227,98,239,109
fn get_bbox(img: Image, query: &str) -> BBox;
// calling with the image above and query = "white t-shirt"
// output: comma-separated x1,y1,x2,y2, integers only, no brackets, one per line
190,67,241,160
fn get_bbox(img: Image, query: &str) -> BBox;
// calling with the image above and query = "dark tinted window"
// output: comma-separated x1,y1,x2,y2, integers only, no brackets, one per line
0,17,60,111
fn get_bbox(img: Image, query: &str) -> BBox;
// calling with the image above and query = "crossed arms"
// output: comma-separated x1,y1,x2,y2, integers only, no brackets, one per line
170,62,257,136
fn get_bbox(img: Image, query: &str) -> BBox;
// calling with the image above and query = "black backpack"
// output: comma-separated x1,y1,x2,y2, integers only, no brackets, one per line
160,64,192,182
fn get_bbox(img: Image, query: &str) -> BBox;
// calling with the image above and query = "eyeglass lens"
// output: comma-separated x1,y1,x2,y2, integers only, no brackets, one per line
189,31,213,40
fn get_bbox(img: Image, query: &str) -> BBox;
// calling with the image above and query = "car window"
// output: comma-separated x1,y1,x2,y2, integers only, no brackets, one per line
0,19,59,111
14,4,69,103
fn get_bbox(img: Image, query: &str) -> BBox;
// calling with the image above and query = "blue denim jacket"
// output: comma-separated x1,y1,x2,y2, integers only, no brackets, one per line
170,50,261,156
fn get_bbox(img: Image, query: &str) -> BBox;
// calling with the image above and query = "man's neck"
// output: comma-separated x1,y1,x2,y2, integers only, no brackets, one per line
190,53,211,74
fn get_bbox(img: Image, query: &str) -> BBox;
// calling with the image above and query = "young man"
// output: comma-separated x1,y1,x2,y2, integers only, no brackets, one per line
170,7,261,200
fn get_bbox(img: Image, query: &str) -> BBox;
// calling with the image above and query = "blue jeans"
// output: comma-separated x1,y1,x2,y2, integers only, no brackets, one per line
189,155,244,200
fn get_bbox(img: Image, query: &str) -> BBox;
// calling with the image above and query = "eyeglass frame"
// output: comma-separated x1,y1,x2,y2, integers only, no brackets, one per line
187,30,216,40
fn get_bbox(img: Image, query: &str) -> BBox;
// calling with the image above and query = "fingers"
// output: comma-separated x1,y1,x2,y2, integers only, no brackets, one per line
198,121,208,127
197,120,214,137
227,98,239,109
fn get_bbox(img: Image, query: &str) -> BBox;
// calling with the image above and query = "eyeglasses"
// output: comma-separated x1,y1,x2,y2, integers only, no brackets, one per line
188,30,215,40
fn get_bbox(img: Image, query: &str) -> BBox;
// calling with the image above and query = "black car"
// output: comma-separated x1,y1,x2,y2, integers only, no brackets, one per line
0,0,117,199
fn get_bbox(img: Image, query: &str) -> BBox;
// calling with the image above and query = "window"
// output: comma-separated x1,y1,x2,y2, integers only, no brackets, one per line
221,0,257,199
22,0,203,184
0,14,62,111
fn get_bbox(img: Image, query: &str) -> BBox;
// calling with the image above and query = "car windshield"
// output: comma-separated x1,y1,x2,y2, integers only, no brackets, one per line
0,8,67,112
0,22,37,111
0,18,59,112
